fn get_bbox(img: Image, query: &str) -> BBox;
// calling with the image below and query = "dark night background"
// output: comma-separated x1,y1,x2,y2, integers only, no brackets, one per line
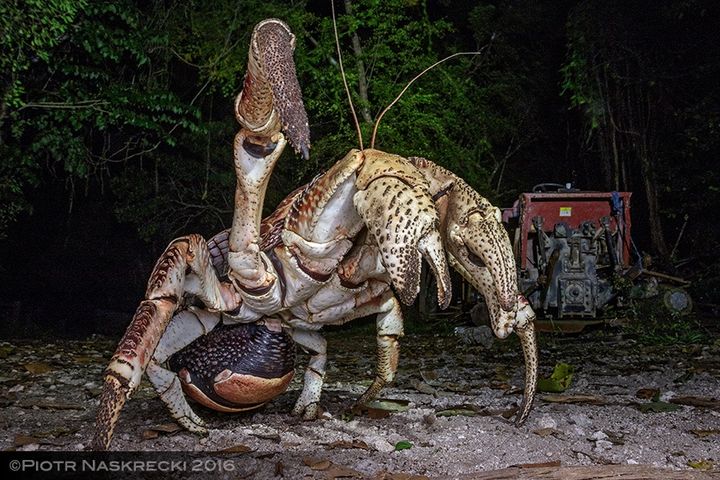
1,0,718,339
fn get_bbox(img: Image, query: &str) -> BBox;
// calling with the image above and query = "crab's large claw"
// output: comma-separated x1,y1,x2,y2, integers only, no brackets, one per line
235,18,310,159
353,149,452,309
409,157,537,425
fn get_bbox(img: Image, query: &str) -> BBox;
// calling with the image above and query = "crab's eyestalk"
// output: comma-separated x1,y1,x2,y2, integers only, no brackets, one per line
235,18,310,159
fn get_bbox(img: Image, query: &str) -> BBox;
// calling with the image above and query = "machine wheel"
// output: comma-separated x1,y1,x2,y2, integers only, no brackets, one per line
662,287,693,315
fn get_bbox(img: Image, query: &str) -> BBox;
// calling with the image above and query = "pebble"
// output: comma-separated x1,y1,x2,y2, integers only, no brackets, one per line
537,414,557,429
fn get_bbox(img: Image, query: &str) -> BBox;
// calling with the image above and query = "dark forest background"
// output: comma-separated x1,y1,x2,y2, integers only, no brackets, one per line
1,0,718,337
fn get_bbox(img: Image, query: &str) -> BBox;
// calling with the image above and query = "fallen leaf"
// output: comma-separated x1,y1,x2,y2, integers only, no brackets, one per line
322,464,364,478
541,394,608,405
635,388,660,400
690,429,720,438
514,460,562,468
634,401,682,413
219,444,253,453
420,370,439,382
23,362,52,375
326,439,369,450
670,396,720,410
141,423,182,441
394,440,413,451
532,427,562,438
687,459,714,470
436,407,479,417
16,401,85,410
274,460,284,477
13,435,63,447
150,423,182,433
537,362,574,393
382,474,430,480
411,380,438,396
303,457,331,471
14,435,41,446
364,399,410,412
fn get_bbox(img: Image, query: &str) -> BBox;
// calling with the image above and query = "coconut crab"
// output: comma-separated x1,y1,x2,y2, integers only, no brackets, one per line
92,18,537,450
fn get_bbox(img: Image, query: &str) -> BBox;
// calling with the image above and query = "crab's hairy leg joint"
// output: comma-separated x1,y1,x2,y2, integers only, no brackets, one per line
290,329,327,420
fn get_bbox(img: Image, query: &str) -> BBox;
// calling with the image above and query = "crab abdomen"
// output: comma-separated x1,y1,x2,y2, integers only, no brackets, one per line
168,322,295,413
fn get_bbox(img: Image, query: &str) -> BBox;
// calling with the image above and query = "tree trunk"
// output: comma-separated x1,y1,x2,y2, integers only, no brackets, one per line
343,0,372,124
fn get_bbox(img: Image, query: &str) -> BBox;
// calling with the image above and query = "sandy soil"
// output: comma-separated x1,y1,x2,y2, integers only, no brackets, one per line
1,327,719,479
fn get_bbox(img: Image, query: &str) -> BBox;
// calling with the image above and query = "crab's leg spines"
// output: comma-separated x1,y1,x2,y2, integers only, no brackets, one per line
357,296,404,406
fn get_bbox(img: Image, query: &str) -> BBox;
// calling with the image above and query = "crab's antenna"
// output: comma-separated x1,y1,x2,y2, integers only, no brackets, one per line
331,0,364,150
370,51,484,149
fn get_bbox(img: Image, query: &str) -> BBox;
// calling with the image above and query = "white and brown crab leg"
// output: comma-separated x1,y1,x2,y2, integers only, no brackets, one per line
93,235,242,450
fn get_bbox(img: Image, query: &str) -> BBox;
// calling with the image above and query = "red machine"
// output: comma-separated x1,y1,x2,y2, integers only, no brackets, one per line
502,184,633,319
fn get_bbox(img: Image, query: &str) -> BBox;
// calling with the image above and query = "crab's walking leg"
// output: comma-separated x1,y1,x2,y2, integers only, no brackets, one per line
356,295,404,406
289,329,327,420
145,307,222,434
92,235,238,450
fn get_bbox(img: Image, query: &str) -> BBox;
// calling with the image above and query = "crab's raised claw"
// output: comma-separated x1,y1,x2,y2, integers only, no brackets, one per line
353,149,451,309
235,18,310,158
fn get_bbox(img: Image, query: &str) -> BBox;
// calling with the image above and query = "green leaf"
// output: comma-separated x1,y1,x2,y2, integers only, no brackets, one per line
394,440,413,451
537,362,575,393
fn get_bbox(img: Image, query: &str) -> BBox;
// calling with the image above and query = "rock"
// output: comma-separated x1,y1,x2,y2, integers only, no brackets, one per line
593,440,613,452
537,414,557,430
589,430,609,441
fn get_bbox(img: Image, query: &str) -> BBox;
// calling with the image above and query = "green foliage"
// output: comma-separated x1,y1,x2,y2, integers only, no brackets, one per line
0,0,556,242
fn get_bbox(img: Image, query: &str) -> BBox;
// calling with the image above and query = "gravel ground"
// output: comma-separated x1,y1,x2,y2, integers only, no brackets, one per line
1,326,719,479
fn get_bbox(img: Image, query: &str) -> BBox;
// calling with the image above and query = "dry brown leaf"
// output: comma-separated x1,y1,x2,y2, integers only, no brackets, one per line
322,464,364,478
532,427,562,438
149,423,182,433
383,474,430,480
670,395,720,410
367,408,391,419
304,457,331,471
514,460,562,468
635,387,660,399
541,394,608,405
690,429,720,438
141,429,159,440
274,460,284,477
326,439,369,450
23,362,52,375
14,435,41,446
219,444,253,453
